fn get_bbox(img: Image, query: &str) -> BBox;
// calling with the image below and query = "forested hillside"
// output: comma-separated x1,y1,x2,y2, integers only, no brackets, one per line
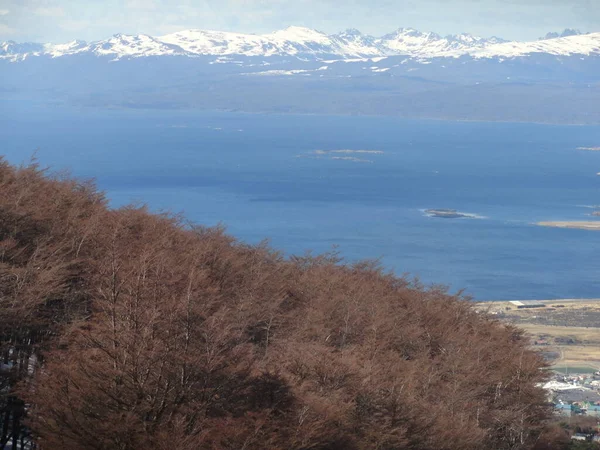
0,159,551,449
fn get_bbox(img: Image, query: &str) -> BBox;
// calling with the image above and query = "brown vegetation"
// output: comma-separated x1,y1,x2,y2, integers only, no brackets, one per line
533,416,600,450
0,159,551,449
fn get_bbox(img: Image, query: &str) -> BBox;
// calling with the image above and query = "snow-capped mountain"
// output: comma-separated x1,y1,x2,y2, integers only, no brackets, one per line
0,34,183,60
43,40,87,58
376,28,505,57
330,29,383,57
469,32,600,58
1,26,599,62
155,26,384,58
2,26,600,125
1,41,45,57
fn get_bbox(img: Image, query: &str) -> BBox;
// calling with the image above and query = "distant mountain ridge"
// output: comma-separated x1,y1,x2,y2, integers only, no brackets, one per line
540,29,585,40
2,26,599,62
2,25,600,125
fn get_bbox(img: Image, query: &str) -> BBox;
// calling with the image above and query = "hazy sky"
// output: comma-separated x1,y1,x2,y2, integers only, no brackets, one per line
0,0,598,43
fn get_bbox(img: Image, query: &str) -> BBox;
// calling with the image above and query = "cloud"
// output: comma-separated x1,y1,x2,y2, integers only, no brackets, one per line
59,19,91,32
33,6,65,17
571,0,600,26
0,0,597,43
0,23,16,35
125,0,159,11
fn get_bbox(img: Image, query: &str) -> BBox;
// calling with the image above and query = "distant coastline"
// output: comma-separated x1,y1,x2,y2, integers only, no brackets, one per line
4,98,600,126
479,298,600,305
538,221,600,230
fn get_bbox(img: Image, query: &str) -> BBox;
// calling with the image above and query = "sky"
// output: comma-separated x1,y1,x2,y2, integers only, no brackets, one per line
0,0,598,43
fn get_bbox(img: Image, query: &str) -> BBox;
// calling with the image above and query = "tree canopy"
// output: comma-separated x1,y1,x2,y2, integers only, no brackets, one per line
0,158,550,449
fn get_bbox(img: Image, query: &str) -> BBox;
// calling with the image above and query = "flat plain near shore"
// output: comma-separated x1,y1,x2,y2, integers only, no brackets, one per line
476,299,600,371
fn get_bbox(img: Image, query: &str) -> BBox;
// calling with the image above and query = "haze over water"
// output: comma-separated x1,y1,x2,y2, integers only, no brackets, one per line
2,103,599,300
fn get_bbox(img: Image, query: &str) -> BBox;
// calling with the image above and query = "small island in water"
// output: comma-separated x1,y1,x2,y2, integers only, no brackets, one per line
425,209,475,219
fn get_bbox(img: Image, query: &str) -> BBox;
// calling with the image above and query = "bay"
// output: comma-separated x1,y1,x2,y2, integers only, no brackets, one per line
1,103,599,300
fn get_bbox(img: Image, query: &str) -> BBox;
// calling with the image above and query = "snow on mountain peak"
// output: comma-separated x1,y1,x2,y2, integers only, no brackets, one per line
160,27,341,57
158,29,267,56
2,26,600,62
471,31,600,58
44,40,87,58
266,26,331,46
330,29,383,56
378,29,495,56
447,33,482,43
0,41,46,60
339,28,363,37
90,33,179,58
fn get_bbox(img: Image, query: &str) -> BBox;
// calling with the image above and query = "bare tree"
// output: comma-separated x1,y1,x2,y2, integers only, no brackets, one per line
0,159,551,450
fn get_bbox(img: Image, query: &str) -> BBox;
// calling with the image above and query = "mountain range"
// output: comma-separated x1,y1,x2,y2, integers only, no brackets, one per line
2,26,600,124
1,26,599,62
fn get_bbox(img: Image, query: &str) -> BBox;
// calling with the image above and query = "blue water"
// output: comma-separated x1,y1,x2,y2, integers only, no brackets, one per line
2,103,599,300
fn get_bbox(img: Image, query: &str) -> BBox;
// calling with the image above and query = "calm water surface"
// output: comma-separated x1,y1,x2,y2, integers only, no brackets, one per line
2,103,599,300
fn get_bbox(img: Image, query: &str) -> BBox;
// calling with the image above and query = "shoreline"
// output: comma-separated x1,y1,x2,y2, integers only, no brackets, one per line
537,221,600,230
6,97,600,127
477,298,600,306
